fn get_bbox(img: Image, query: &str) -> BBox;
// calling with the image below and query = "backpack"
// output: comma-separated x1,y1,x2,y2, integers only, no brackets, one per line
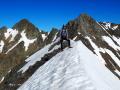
61,30,67,38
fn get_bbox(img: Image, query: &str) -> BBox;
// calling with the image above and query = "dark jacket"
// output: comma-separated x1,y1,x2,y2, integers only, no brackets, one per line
60,29,68,39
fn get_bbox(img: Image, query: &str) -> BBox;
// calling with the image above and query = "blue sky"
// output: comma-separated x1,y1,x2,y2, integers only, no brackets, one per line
0,0,120,31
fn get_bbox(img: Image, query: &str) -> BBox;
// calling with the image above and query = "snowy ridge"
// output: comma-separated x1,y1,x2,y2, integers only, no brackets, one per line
18,41,120,90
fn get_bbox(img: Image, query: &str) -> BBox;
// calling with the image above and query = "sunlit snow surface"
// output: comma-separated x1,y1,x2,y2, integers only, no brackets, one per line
42,34,47,41
18,41,120,90
20,30,37,51
0,77,4,84
4,28,18,41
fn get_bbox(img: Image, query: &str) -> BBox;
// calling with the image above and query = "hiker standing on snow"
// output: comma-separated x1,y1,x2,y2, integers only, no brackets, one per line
60,26,72,50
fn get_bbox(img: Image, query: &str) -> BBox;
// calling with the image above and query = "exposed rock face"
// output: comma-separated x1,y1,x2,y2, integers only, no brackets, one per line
13,19,42,39
44,28,58,45
0,14,120,90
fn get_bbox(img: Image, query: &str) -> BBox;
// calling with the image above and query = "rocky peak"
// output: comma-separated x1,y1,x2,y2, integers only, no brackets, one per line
0,26,8,40
13,19,42,39
62,14,103,39
75,14,95,24
44,28,58,45
12,19,33,31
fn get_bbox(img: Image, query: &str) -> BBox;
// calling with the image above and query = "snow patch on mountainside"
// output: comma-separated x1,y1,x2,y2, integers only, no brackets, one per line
42,34,47,41
112,36,120,46
97,22,114,38
6,41,20,54
20,30,37,51
78,32,81,35
104,22,111,29
102,36,120,51
52,32,58,42
73,36,77,40
99,22,118,30
0,77,4,84
4,28,18,41
0,40,4,53
18,41,120,90
105,49,120,67
112,25,118,30
6,30,37,54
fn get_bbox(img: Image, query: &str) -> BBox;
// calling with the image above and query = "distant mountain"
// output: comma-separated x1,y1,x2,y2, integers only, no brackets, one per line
0,19,47,84
0,14,120,90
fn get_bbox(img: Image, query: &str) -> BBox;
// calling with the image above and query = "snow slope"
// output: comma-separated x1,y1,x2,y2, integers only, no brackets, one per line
18,42,60,73
18,44,51,73
18,41,120,90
